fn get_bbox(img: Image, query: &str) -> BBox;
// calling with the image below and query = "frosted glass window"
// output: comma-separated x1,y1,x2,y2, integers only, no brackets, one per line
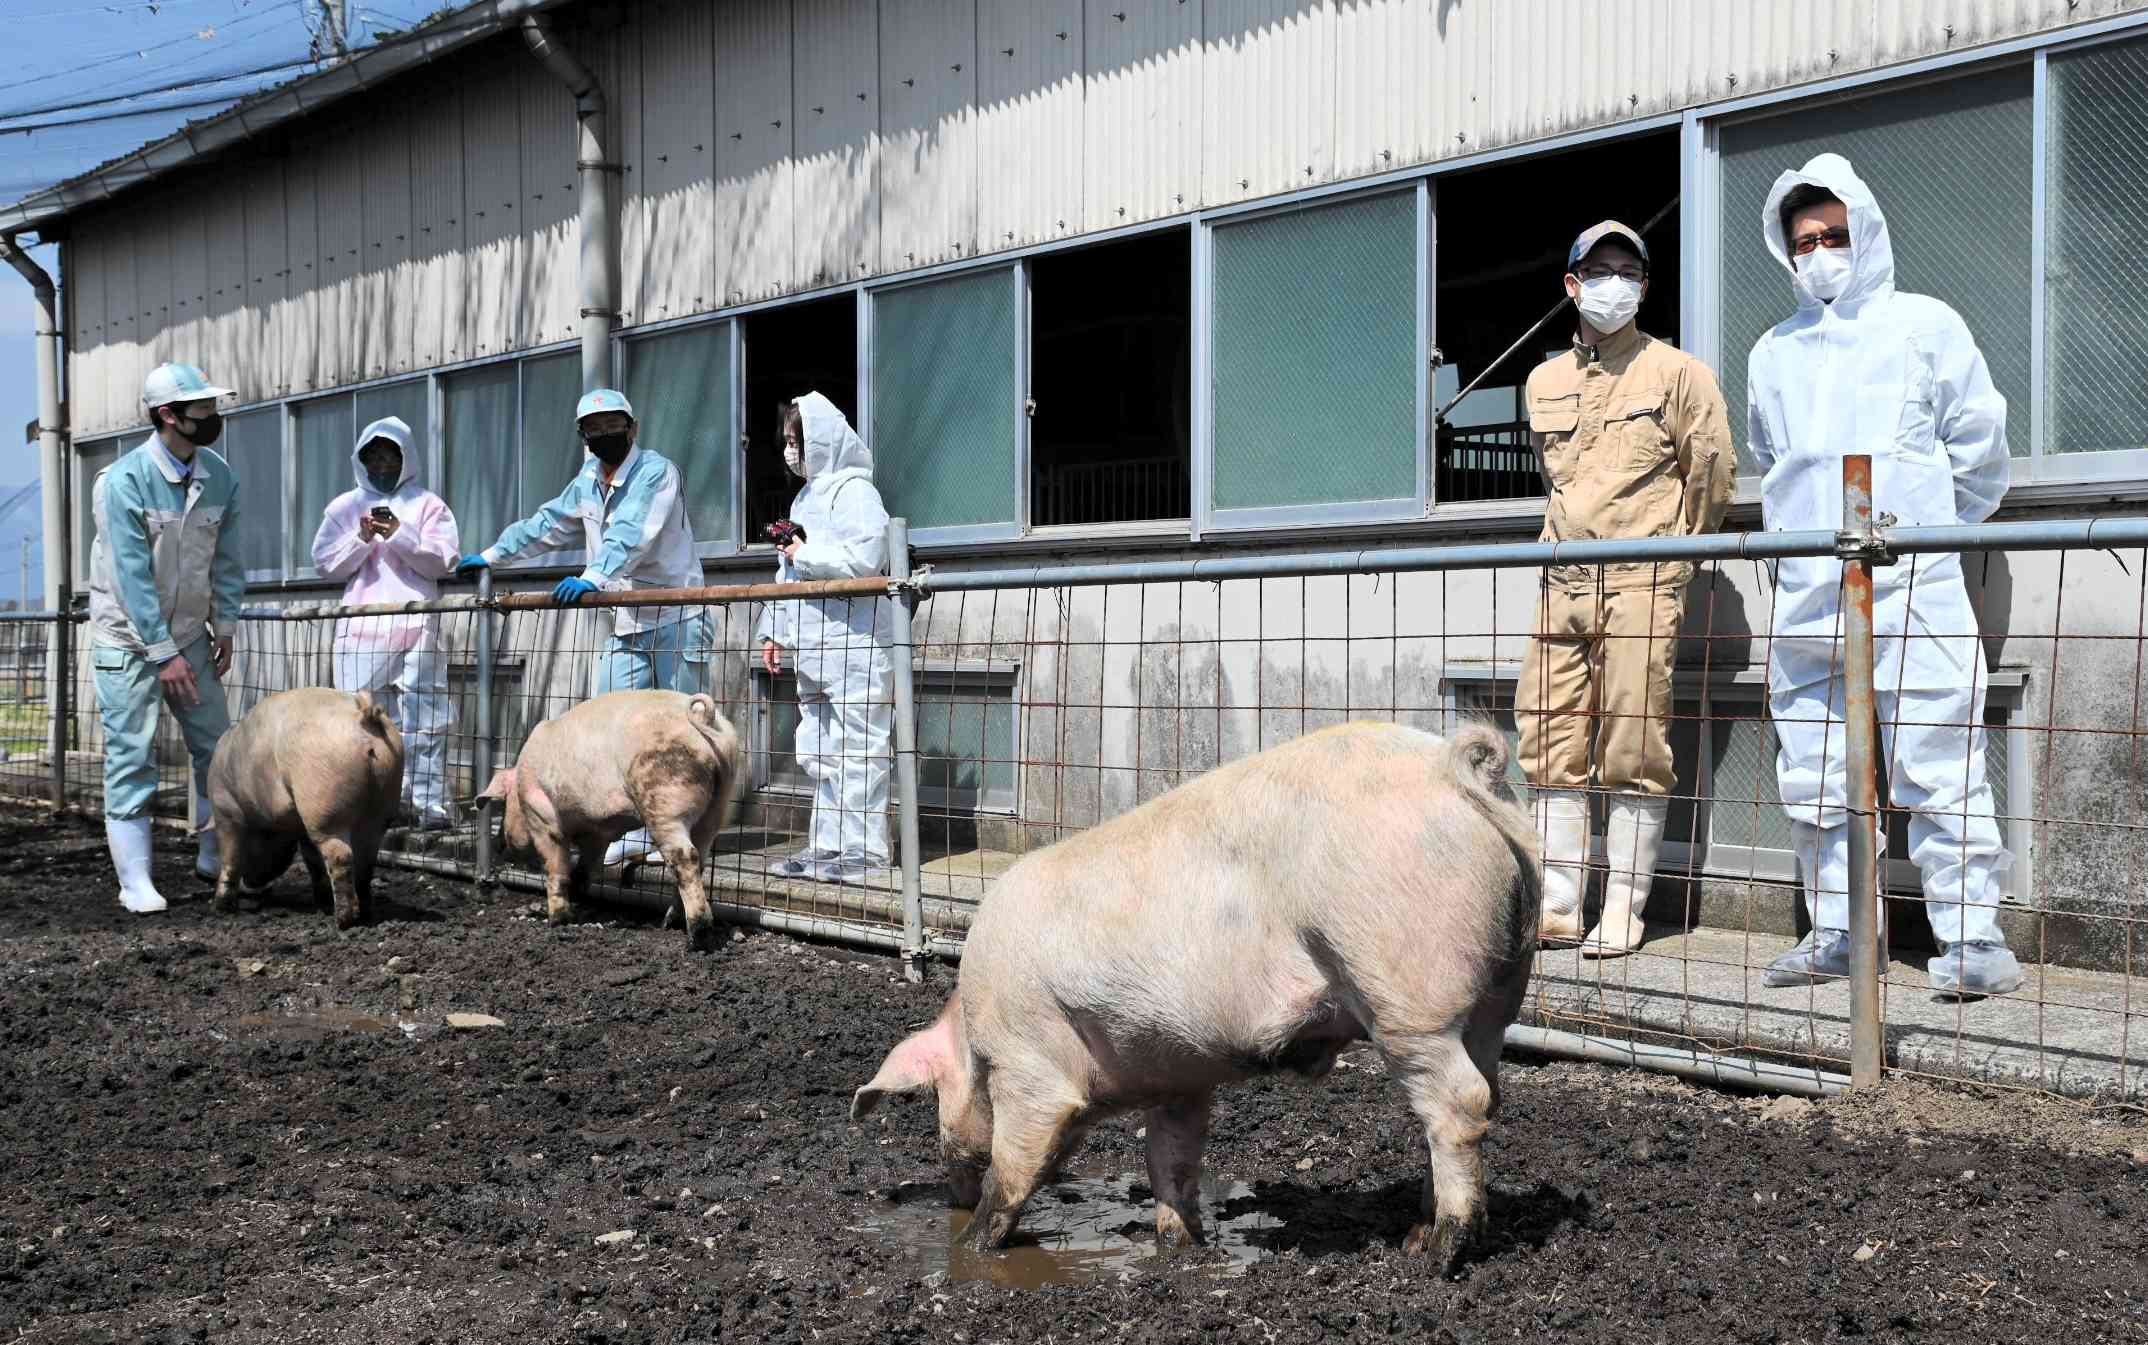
291,393,354,570
2046,35,2148,456
1212,190,1417,511
442,364,517,559
219,409,284,576
624,322,734,546
872,269,1019,532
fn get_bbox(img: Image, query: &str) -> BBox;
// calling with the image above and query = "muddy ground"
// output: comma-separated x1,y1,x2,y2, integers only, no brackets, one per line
3,805,2147,1345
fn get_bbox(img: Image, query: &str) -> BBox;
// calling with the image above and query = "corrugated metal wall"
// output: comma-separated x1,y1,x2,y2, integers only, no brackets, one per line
62,0,2148,432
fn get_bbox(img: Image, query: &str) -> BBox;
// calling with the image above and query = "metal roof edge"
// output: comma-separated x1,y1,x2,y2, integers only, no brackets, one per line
0,0,581,238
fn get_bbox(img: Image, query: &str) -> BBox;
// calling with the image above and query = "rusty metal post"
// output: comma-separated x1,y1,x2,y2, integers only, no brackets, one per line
886,518,928,983
473,568,497,884
1839,454,1886,1088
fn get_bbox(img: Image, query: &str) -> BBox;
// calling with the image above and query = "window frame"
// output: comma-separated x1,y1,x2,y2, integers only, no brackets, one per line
616,316,744,557
749,658,1023,816
1197,179,1433,535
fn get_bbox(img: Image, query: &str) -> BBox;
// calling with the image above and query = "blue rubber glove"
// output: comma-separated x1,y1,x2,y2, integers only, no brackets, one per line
552,575,598,605
454,553,490,574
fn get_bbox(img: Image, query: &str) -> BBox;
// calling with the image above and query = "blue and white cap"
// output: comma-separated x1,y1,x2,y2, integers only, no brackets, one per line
142,361,234,408
574,388,635,421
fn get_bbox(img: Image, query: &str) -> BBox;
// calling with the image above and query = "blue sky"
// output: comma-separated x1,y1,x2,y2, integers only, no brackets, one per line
1,0,434,490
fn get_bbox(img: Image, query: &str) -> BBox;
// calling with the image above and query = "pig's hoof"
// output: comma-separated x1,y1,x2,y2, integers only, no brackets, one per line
1154,1206,1205,1249
686,920,719,953
1402,1216,1475,1277
961,1209,1015,1252
546,904,579,927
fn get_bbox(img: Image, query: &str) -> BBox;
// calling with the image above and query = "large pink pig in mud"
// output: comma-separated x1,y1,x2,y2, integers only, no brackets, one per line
853,720,1539,1273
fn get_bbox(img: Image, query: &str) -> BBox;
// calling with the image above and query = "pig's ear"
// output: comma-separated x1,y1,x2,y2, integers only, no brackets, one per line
851,1012,957,1120
476,767,517,802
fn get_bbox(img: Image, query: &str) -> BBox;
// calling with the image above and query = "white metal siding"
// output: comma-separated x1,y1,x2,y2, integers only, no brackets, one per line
792,0,880,288
280,157,320,396
976,0,1084,252
462,62,524,359
167,207,208,407
53,0,2148,430
713,0,796,304
638,0,720,323
1083,0,1202,230
68,229,107,434
315,130,366,389
520,65,579,349
410,88,467,370
243,164,288,396
878,0,979,272
1204,0,1335,207
203,193,247,402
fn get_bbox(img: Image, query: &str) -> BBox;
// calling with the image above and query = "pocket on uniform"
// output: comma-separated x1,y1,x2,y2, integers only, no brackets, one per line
1611,394,1672,472
1529,397,1581,486
92,647,130,673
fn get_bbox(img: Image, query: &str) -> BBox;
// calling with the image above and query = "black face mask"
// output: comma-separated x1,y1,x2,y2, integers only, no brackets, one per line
170,410,224,447
584,431,632,465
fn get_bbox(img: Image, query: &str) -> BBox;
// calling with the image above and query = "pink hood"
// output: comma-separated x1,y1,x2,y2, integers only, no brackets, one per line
309,415,463,650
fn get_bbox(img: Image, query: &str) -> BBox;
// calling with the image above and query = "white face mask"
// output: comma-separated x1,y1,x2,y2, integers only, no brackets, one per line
1575,275,1642,334
783,443,804,477
1795,246,1854,303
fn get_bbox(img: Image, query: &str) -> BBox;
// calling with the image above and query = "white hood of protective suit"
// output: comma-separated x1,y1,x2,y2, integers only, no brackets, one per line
1761,152,1895,315
351,415,421,499
794,391,873,489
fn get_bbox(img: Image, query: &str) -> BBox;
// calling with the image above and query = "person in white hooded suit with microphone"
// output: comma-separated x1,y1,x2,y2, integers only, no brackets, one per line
757,392,896,886
1746,152,2023,997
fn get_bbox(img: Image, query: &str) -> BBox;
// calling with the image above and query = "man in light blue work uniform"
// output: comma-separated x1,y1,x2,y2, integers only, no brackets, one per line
90,362,246,914
456,388,708,864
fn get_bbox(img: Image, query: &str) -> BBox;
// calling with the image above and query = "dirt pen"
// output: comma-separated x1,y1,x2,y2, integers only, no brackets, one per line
7,499,2148,1342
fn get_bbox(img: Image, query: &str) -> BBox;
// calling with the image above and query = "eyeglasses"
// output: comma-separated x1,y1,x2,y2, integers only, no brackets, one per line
1575,264,1646,283
1789,227,1851,256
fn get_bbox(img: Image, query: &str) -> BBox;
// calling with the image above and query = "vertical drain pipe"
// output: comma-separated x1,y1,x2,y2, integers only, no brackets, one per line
522,13,617,394
0,234,70,809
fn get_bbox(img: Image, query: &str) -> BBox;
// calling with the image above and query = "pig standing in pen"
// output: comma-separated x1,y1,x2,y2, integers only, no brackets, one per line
854,721,1539,1273
205,687,404,929
479,689,744,952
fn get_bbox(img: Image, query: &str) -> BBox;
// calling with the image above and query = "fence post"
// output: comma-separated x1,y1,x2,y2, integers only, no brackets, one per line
48,613,69,811
1840,453,1886,1089
886,517,928,983
474,569,497,884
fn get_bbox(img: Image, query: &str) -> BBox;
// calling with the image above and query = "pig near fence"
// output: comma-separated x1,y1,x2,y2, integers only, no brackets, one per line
852,720,1540,1274
206,688,405,929
478,690,744,953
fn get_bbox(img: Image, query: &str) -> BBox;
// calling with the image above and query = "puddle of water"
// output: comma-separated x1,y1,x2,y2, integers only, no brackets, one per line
853,1173,1282,1289
233,1007,395,1037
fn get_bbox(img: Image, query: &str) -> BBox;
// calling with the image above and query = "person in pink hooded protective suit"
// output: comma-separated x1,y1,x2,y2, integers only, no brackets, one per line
310,415,462,828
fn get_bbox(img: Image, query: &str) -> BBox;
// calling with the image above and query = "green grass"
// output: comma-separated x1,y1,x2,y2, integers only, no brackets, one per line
0,700,51,754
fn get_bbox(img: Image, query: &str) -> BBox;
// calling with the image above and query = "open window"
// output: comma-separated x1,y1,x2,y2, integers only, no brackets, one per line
742,294,857,543
1432,131,1680,506
1028,230,1191,528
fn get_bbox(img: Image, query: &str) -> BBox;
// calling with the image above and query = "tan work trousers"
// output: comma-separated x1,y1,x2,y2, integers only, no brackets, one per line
1516,581,1685,797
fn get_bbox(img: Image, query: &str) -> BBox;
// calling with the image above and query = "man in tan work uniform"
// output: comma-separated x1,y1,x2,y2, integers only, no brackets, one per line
1519,220,1734,957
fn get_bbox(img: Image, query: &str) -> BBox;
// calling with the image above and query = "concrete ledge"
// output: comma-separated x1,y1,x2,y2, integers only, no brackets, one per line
1527,925,2148,1102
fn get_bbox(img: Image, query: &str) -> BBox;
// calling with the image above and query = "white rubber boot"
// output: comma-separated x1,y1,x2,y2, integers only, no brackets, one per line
1535,789,1591,945
194,787,221,881
603,828,662,867
1582,794,1669,959
106,816,169,915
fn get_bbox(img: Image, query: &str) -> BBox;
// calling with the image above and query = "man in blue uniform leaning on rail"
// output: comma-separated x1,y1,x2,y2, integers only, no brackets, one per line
88,362,246,914
455,387,708,866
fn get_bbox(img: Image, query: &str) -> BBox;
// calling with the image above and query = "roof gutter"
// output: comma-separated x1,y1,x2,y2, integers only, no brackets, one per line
0,0,582,237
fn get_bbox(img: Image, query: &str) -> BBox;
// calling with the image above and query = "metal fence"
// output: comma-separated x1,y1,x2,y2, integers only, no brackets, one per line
8,456,2148,1104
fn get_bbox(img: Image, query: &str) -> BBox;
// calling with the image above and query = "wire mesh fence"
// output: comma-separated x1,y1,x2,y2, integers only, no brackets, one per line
7,481,2148,1103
